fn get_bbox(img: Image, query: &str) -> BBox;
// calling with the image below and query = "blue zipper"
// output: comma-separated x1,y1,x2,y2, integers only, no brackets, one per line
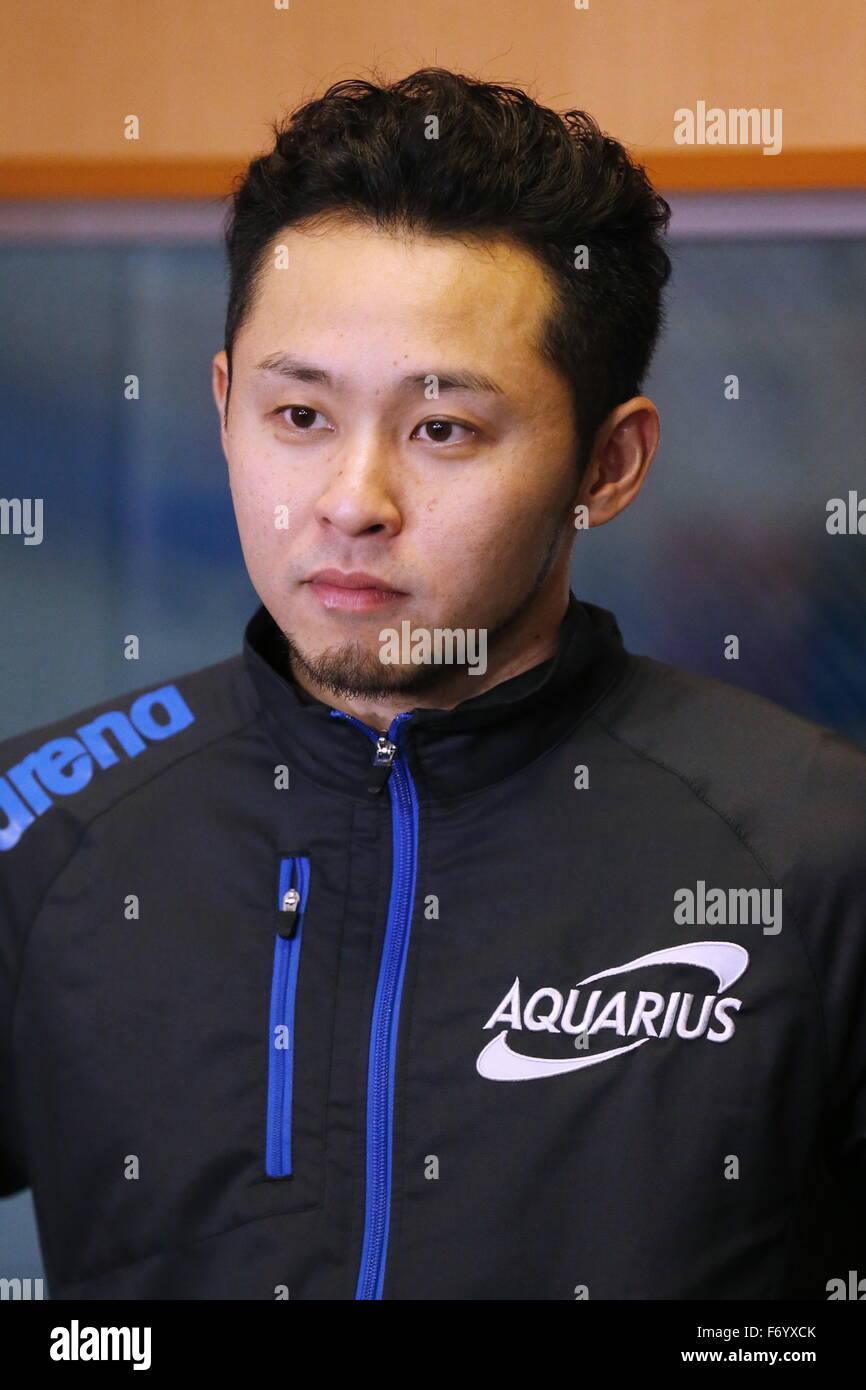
265,855,310,1177
329,707,419,1300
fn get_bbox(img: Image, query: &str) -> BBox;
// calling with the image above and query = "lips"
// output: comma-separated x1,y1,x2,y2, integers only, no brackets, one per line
305,569,408,614
307,569,406,594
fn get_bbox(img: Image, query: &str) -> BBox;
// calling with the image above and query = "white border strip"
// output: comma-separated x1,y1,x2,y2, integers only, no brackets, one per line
666,191,866,238
0,200,227,243
0,192,864,243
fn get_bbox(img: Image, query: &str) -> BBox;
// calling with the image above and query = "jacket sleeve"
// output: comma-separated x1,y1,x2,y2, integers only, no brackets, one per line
820,885,866,1283
791,732,866,1284
0,869,28,1196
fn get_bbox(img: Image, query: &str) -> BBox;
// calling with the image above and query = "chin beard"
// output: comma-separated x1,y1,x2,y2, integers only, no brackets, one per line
281,634,461,702
276,518,569,704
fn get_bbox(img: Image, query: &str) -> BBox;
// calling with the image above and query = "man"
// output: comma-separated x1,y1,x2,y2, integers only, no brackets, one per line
1,68,864,1301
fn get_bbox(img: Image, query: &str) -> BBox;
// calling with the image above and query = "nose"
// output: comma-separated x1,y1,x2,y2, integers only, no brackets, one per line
313,431,403,537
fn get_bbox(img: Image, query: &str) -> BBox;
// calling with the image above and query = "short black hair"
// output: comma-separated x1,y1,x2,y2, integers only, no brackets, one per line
221,67,672,477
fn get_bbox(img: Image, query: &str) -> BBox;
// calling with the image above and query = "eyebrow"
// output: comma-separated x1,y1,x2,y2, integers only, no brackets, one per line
253,352,506,397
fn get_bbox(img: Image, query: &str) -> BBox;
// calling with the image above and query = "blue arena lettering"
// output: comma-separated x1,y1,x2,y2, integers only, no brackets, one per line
129,685,195,741
77,710,147,766
0,778,34,853
34,738,93,796
6,751,53,815
0,684,195,852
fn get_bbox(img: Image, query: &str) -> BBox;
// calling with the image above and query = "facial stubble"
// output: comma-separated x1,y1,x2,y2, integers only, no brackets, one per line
277,490,576,704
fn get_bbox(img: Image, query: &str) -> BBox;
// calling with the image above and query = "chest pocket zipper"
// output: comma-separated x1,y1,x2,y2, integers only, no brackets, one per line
265,855,310,1178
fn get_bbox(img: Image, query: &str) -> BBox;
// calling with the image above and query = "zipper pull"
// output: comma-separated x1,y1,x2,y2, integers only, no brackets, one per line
368,736,398,794
277,886,301,938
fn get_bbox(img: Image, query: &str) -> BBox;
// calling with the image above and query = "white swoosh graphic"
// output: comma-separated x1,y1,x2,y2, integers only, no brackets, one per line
576,941,749,993
476,941,749,1082
477,1030,650,1081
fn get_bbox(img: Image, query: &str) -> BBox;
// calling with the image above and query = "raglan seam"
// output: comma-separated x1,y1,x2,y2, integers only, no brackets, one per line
591,713,840,1300
0,654,246,769
589,713,834,1098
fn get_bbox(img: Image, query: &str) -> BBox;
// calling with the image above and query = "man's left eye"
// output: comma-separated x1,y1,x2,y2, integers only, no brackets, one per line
412,419,477,444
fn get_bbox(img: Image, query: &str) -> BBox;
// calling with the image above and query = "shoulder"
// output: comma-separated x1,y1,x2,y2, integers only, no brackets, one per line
597,652,866,773
0,651,256,893
594,653,866,887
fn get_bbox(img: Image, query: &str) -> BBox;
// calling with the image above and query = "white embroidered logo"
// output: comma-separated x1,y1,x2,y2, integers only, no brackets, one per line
476,941,749,1082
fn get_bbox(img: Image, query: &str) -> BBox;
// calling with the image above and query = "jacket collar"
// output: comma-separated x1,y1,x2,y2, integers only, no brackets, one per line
241,592,630,800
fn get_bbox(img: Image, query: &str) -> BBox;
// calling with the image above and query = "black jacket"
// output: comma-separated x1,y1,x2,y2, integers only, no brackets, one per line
1,593,865,1300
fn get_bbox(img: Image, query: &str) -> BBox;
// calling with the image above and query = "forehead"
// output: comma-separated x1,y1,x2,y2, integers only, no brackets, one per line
236,217,559,385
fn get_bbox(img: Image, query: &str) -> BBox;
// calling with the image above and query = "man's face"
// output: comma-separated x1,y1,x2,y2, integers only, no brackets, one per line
213,216,582,703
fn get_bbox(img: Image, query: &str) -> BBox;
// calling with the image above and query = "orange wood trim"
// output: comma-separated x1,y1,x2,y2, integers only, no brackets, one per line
641,148,866,191
0,148,864,198
0,159,244,199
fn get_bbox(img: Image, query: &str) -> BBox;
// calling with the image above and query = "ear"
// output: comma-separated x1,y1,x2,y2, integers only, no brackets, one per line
576,398,660,526
211,351,231,453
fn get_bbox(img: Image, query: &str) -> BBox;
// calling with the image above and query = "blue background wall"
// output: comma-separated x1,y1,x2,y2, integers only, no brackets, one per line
1,231,865,1287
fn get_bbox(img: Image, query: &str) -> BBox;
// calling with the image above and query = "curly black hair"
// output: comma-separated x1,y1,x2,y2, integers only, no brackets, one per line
220,67,672,477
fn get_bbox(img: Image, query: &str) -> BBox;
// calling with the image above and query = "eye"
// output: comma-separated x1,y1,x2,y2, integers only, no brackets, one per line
412,418,478,445
272,405,332,432
271,407,478,446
